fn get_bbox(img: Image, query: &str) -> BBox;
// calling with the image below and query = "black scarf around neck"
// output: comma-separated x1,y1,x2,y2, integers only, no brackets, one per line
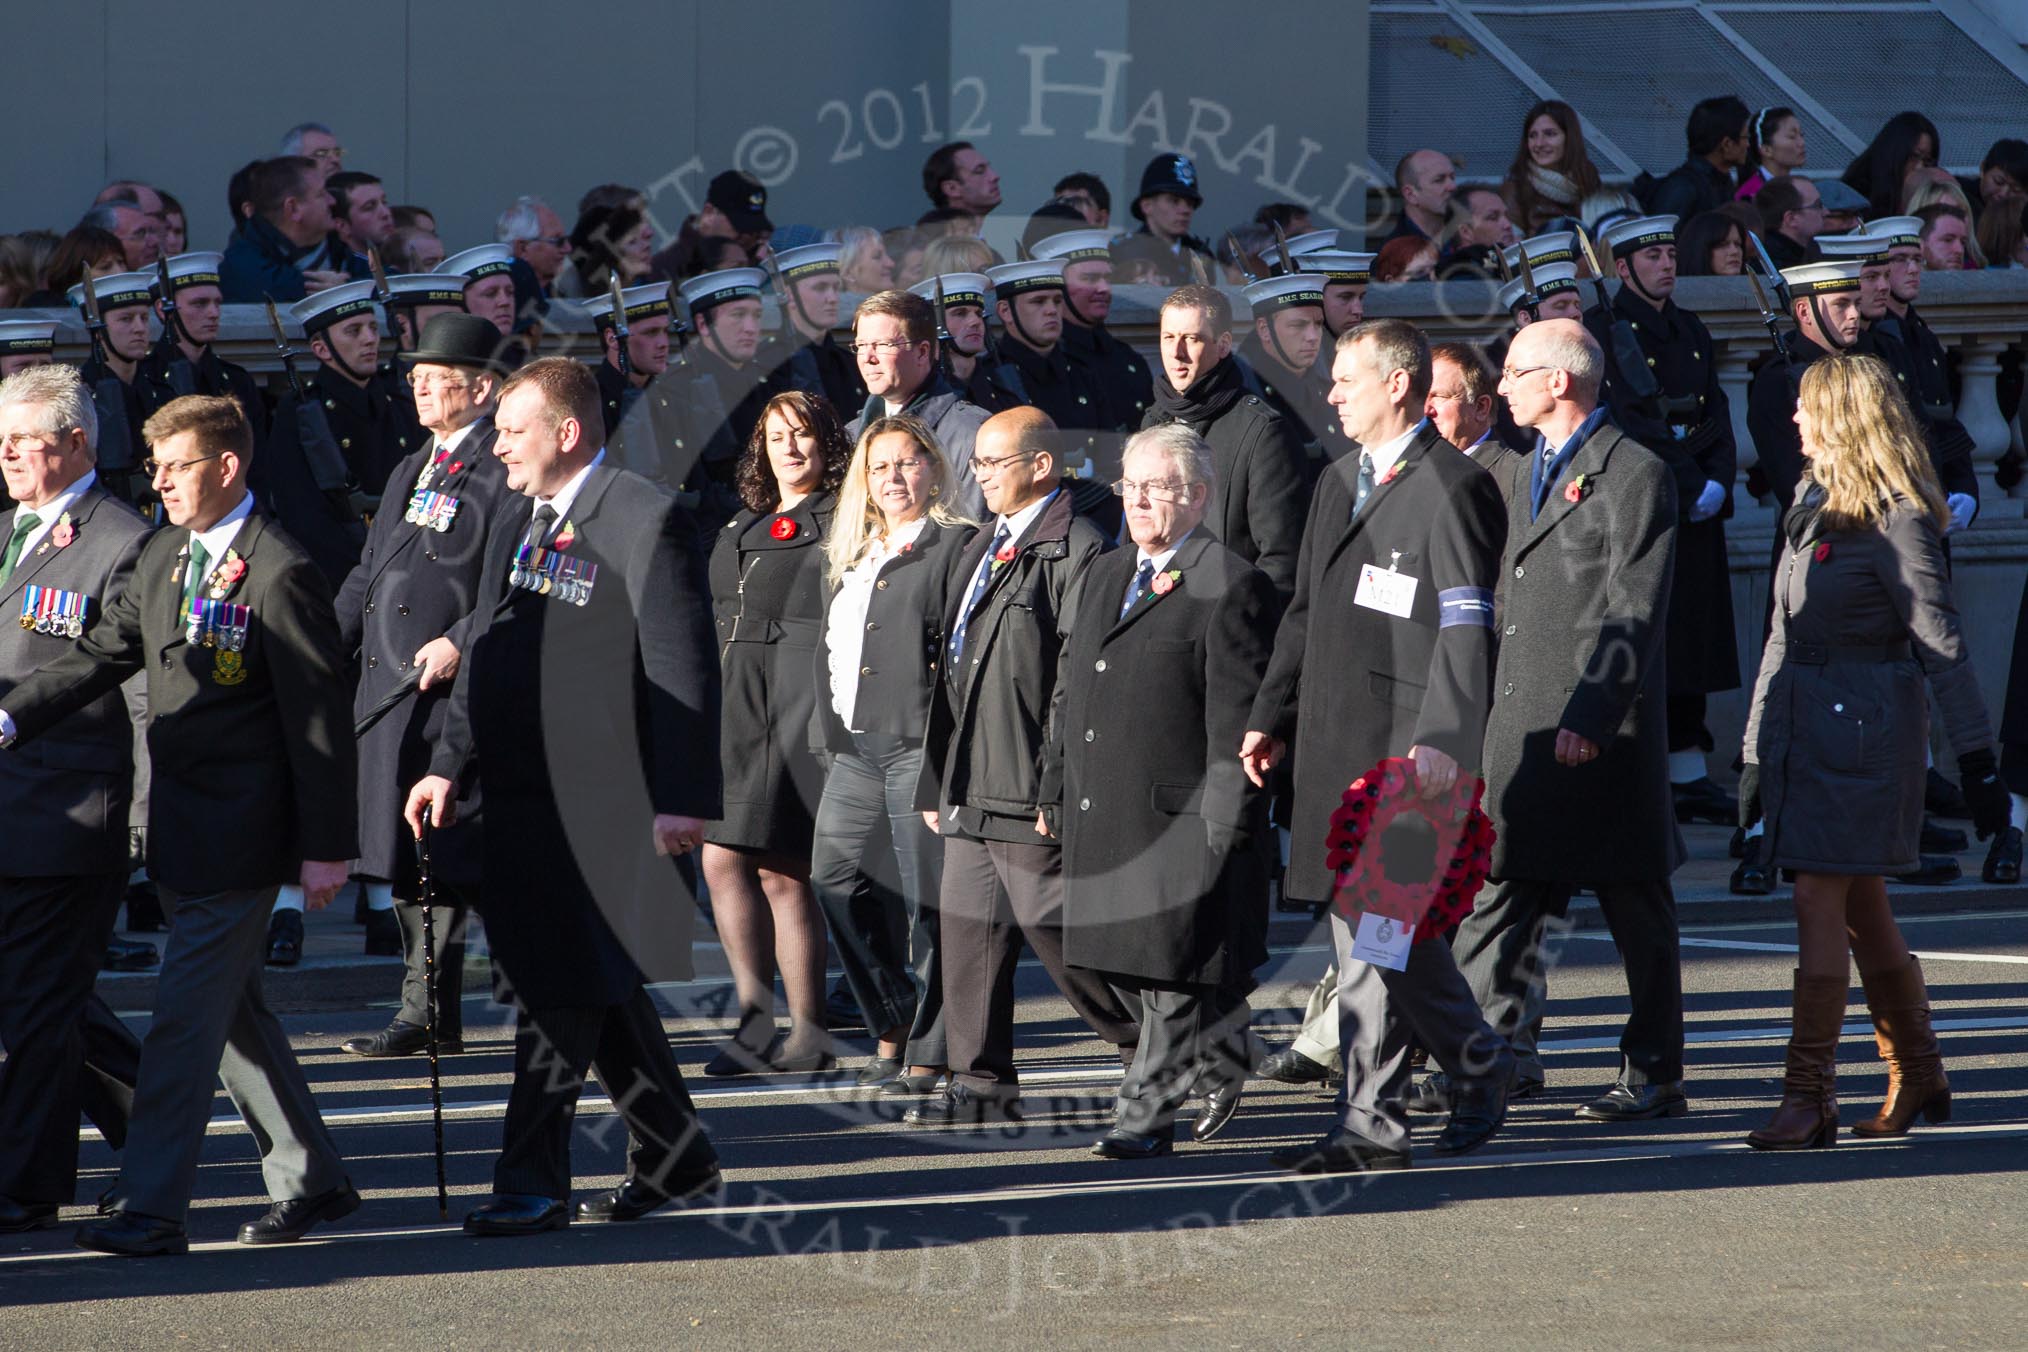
1152,353,1245,425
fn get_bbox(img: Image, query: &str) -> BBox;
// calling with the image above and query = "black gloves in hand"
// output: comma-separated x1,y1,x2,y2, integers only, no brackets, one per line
1958,750,2009,841
1206,820,1249,855
1737,763,1761,830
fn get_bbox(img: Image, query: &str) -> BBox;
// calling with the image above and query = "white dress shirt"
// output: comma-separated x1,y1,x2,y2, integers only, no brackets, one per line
1365,419,1427,482
533,450,606,530
827,515,928,732
8,469,98,559
186,491,255,571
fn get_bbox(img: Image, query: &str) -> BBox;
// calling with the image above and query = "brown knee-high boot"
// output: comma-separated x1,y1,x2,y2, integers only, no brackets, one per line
1852,956,1951,1137
1746,970,1848,1150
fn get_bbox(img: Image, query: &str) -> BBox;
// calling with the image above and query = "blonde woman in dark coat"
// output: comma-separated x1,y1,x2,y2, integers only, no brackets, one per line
1740,353,2008,1150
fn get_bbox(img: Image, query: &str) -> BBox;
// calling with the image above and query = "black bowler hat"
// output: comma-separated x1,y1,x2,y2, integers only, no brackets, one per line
402,313,517,375
1131,153,1203,221
707,170,773,236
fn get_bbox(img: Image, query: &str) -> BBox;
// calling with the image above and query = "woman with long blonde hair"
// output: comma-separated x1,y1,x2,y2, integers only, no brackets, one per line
810,416,976,1092
1739,353,2006,1150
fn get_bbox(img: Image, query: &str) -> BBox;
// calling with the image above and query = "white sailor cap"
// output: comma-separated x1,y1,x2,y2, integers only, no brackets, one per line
983,260,1065,296
1599,215,1678,259
1781,259,1865,295
1027,229,1116,265
1258,229,1340,272
1501,232,1578,273
67,270,155,313
386,273,470,309
1870,216,1924,250
1292,250,1373,285
1815,230,1894,266
773,243,844,283
151,251,225,295
289,280,378,333
910,272,992,310
1242,273,1328,315
433,244,516,284
1499,261,1581,313
584,282,674,329
679,267,767,315
0,319,58,355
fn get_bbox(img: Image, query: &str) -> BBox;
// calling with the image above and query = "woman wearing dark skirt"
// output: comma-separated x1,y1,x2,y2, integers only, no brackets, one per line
1740,354,2008,1149
702,390,849,1073
809,415,976,1093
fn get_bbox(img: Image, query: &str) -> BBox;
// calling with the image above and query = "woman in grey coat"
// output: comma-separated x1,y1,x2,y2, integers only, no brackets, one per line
1739,353,2008,1150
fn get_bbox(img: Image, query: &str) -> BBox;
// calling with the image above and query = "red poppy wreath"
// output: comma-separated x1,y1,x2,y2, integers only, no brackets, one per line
1326,756,1497,942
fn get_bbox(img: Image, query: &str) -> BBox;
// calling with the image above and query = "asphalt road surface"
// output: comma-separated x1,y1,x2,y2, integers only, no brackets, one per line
3,907,2024,1351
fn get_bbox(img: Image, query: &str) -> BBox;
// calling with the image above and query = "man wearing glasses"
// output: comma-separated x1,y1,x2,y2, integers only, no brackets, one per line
845,290,991,518
0,394,359,1255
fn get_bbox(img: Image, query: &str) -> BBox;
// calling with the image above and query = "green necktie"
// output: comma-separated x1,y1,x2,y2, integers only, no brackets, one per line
0,511,40,589
181,538,211,620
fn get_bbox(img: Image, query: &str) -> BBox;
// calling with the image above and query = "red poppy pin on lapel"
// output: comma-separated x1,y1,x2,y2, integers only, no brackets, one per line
770,516,799,541
1813,542,1831,563
1151,569,1180,596
1379,462,1402,486
554,520,576,549
1563,473,1589,505
50,513,75,548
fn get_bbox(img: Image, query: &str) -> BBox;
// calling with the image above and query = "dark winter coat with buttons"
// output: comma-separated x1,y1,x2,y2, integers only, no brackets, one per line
1745,494,1993,876
1585,287,1738,696
1055,532,1279,985
334,418,511,886
1481,419,1684,883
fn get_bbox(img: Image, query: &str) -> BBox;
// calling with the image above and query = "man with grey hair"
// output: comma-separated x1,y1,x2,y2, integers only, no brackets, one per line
279,122,343,178
1057,423,1280,1157
1445,317,1688,1124
80,200,161,271
0,364,150,1230
497,196,568,295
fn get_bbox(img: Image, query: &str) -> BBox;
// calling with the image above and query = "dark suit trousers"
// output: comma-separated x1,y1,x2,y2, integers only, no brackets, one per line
80,991,142,1148
395,888,469,1046
1111,979,1253,1134
494,986,718,1201
0,872,131,1203
1451,877,1685,1087
939,835,1140,1093
1329,912,1510,1153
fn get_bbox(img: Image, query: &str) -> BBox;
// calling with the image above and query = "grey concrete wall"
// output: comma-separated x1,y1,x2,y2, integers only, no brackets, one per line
1,1,1369,255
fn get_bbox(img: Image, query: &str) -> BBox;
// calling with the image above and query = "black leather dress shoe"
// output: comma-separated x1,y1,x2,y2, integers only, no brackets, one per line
1255,1048,1336,1085
77,1211,188,1256
1983,826,2023,884
0,1196,59,1233
1575,1081,1688,1122
879,1070,945,1098
1271,1128,1410,1173
1092,1128,1173,1159
102,937,159,972
1893,854,1962,886
575,1169,723,1223
238,1183,361,1244
856,1056,903,1088
1432,1079,1509,1156
1729,838,1775,896
1672,776,1736,825
1406,1069,1540,1114
265,909,304,967
1920,817,1969,854
341,1021,461,1058
1192,1079,1243,1142
362,907,402,956
903,1084,1022,1126
463,1194,570,1237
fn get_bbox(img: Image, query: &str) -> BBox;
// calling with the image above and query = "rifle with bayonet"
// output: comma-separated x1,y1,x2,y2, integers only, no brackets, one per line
930,274,957,382
367,244,402,354
1271,221,1297,277
1225,232,1259,285
266,297,370,522
665,280,692,368
74,279,142,508
608,272,632,383
1746,232,1793,362
1574,230,1660,402
156,258,197,397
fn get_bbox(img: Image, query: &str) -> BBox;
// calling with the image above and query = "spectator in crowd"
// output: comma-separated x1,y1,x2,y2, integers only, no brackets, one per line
387,226,445,274
1843,111,1941,221
391,204,437,236
0,231,59,306
914,207,983,240
1052,172,1110,228
1975,199,2028,269
808,414,975,1095
159,191,187,254
1737,107,1807,201
1254,201,1314,237
702,390,848,1077
25,228,123,307
1757,176,1826,268
1386,149,1457,244
649,170,770,285
567,202,655,297
497,195,568,293
836,225,896,294
1503,100,1606,234
1906,183,1985,266
919,234,996,280
1372,235,1437,283
279,121,344,176
922,142,1001,217
327,171,393,274
1440,186,1516,273
218,156,345,302
1646,96,1750,220
885,227,929,292
80,200,161,272
1816,178,1872,234
1964,137,2028,223
1676,210,1746,276
225,161,262,233
1917,202,1971,271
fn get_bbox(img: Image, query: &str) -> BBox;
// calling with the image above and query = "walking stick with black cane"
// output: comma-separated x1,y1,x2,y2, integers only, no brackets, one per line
413,806,450,1220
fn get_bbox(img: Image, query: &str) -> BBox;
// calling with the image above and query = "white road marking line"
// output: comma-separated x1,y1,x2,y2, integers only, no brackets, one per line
19,1121,2028,1268
1573,933,2028,965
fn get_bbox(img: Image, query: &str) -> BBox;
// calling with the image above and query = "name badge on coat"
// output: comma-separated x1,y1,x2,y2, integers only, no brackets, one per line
1354,557,1418,618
